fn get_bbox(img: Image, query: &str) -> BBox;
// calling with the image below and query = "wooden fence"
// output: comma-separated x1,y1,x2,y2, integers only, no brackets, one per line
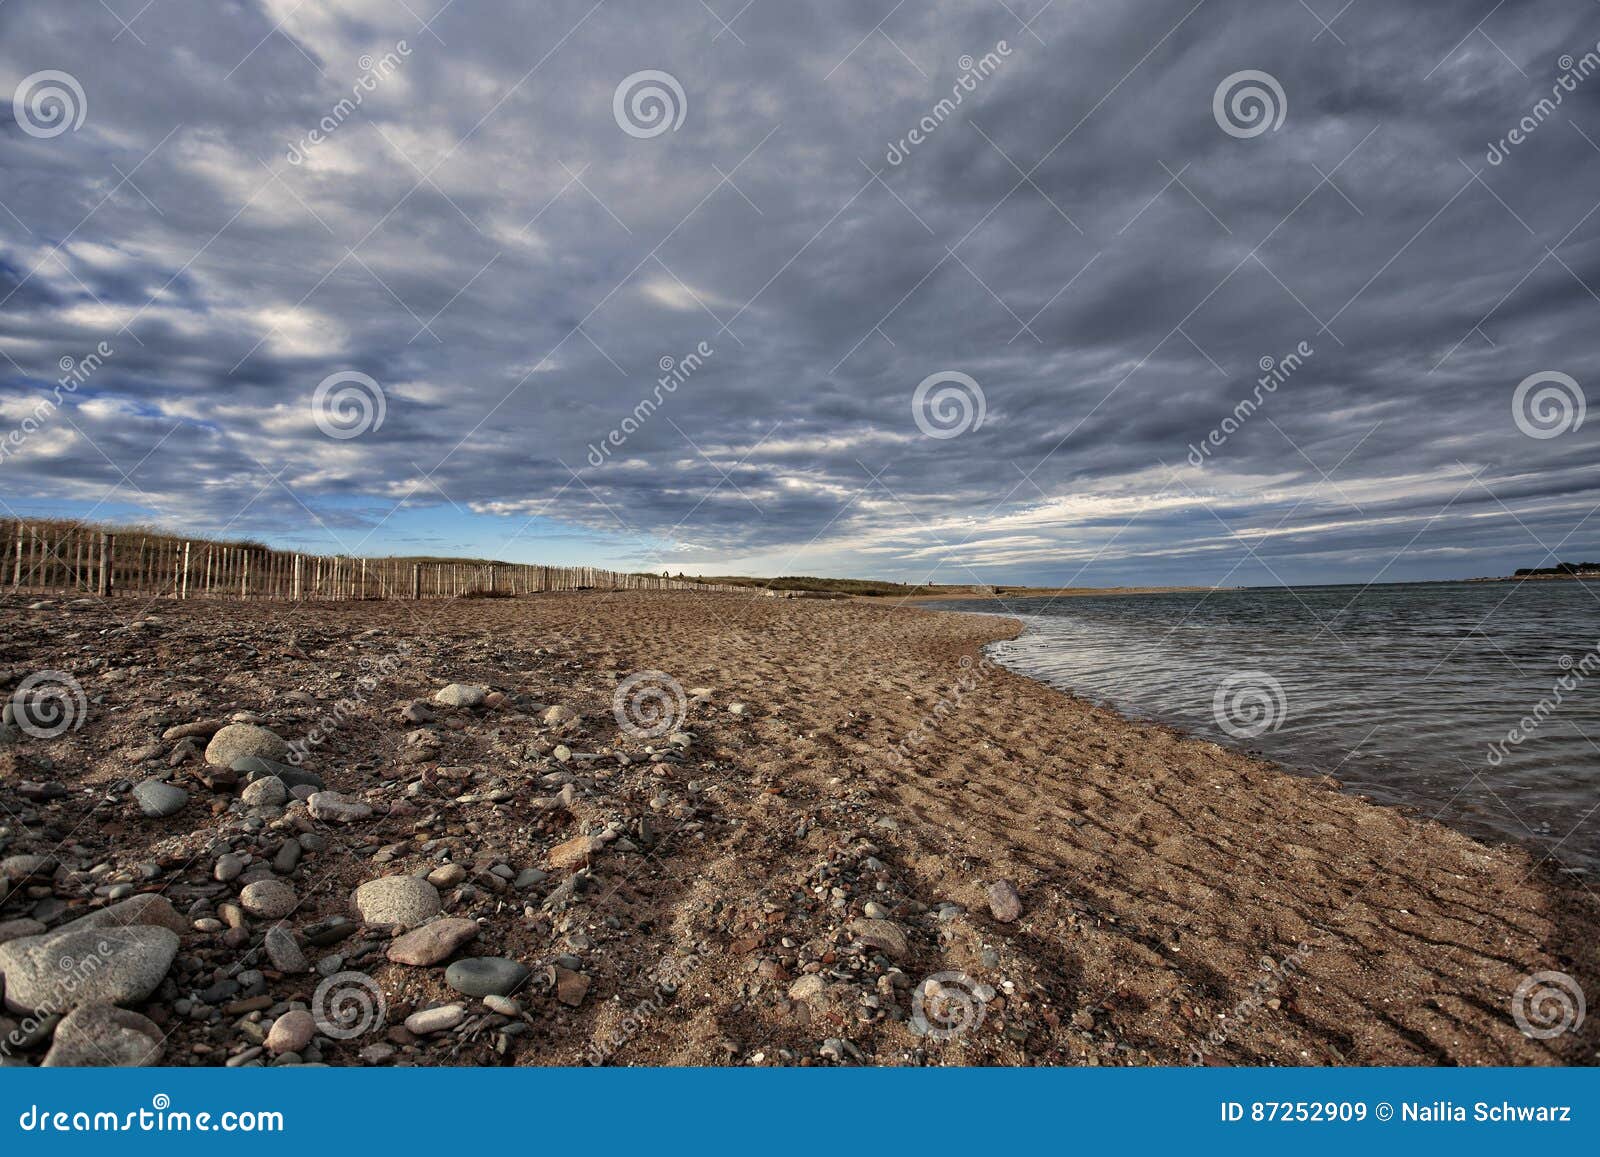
0,521,741,601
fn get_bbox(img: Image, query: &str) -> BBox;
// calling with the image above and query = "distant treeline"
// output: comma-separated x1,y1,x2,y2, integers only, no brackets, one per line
696,575,984,597
1514,562,1600,577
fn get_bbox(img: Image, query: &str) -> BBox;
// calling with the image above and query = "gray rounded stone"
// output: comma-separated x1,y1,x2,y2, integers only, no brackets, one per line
0,926,179,1013
444,956,530,998
240,775,288,807
433,683,487,708
263,925,309,973
42,1004,164,1066
351,876,441,929
132,779,188,818
205,724,289,768
239,879,298,920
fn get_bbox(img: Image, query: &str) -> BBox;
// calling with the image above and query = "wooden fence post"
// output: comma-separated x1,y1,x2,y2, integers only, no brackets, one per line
98,532,112,596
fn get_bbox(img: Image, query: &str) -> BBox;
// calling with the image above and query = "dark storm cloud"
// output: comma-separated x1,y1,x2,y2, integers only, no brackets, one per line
0,0,1596,583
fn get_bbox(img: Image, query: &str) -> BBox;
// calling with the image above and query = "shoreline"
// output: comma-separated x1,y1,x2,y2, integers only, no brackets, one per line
928,603,1598,878
0,591,1594,1066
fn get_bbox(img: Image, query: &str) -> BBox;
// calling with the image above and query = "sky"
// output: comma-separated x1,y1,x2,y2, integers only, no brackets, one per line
0,0,1596,587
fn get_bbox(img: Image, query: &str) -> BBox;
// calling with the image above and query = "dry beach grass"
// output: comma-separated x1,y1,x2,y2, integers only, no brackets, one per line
0,590,1594,1066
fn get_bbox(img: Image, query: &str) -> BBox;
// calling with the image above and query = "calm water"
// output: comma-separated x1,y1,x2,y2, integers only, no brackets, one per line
936,582,1600,873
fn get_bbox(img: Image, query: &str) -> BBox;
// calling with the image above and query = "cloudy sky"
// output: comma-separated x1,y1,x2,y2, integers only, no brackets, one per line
0,0,1596,586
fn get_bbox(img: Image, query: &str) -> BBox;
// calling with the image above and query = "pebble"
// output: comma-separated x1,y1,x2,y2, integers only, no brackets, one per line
1,854,57,881
265,1009,316,1054
847,917,910,960
132,779,188,818
426,863,467,888
404,1004,464,1035
241,776,288,807
205,723,290,767
352,876,441,929
42,1004,164,1066
483,995,521,1016
552,965,591,1007
542,705,578,727
264,925,310,972
307,792,372,823
387,918,479,966
433,683,487,708
444,956,530,997
239,879,298,920
214,853,245,882
987,879,1024,923
234,757,324,791
548,834,597,870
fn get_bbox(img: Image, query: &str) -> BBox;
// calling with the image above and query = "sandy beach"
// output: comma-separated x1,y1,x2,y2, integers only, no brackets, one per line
0,590,1594,1066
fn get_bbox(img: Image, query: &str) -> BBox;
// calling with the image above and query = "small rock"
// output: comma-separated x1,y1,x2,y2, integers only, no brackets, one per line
552,966,590,1007
214,854,245,882
234,757,324,791
847,917,910,960
433,684,487,709
264,925,310,973
1,854,57,882
205,723,290,768
987,879,1023,923
132,779,188,818
483,995,521,1016
444,956,530,998
352,876,441,929
387,918,479,966
426,864,467,888
548,834,597,870
265,1009,316,1054
241,776,288,807
239,879,298,920
307,791,372,823
404,1004,464,1035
